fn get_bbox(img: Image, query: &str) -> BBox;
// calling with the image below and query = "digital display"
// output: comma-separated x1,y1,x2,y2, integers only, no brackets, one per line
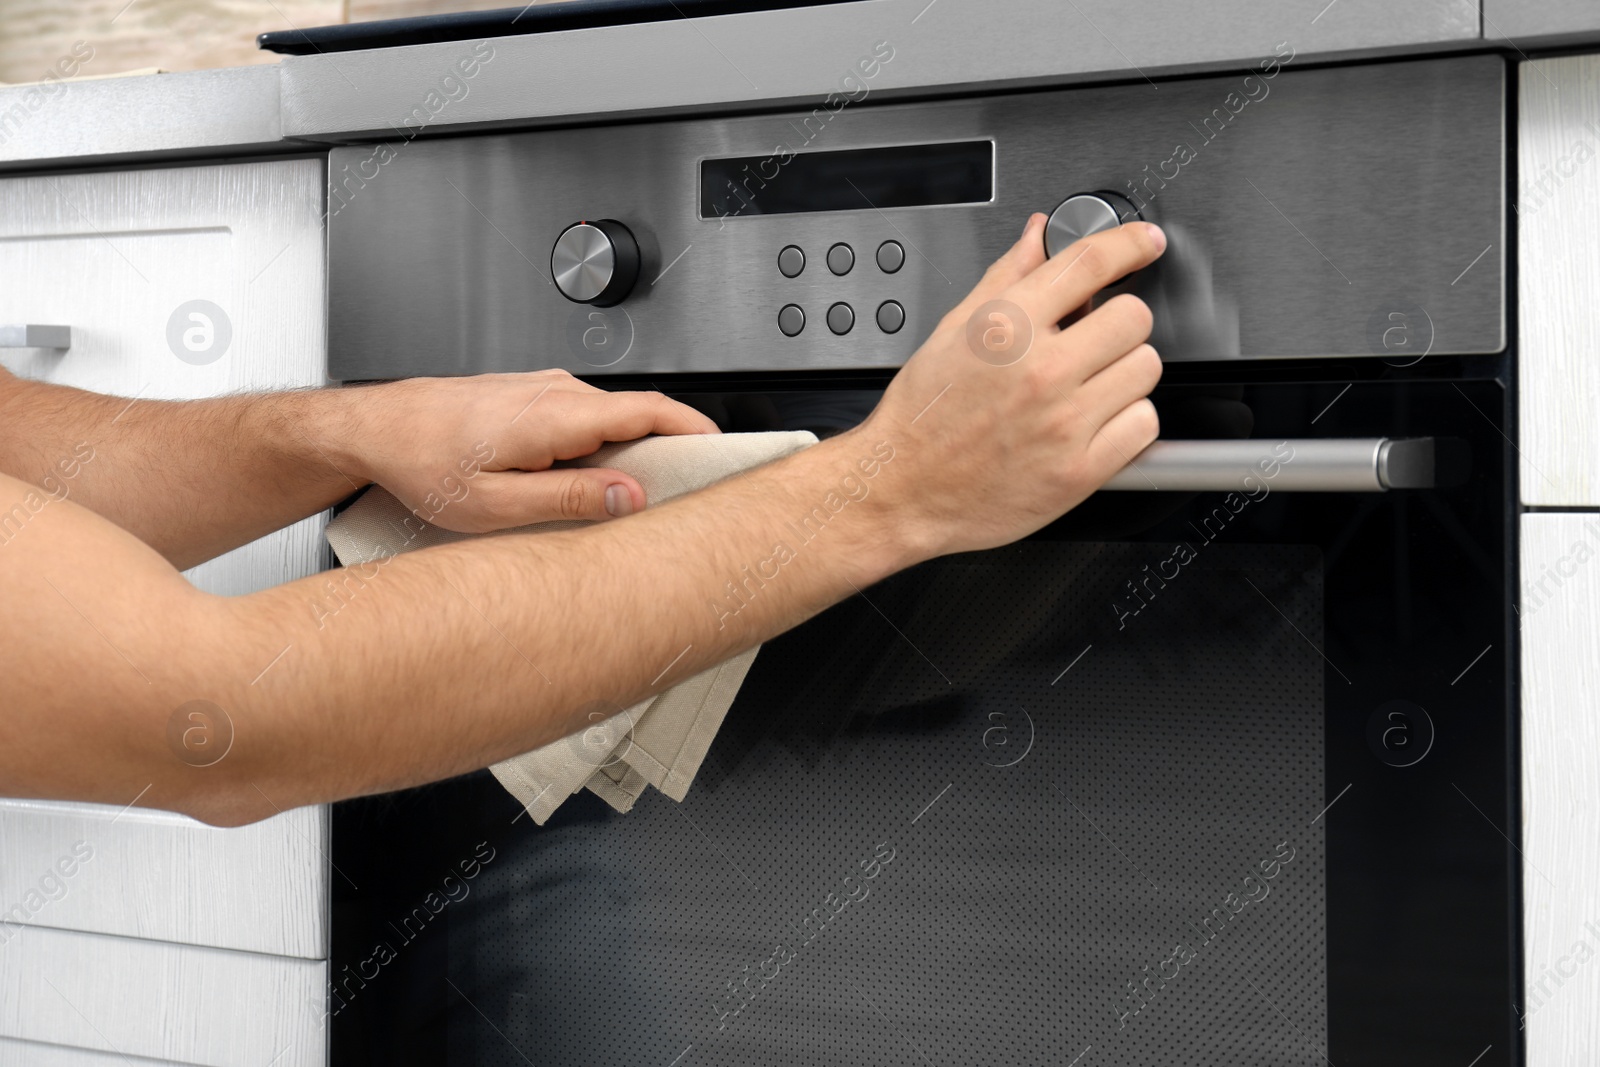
700,140,993,219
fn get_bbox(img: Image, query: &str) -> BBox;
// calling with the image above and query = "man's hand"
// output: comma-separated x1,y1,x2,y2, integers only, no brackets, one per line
338,370,719,531
857,212,1166,556
0,366,717,569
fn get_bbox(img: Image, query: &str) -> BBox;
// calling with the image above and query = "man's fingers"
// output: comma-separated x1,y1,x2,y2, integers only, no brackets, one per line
431,468,646,532
1081,397,1161,484
497,391,719,469
548,391,720,455
1009,222,1166,328
982,212,1051,291
936,213,1050,330
1074,343,1163,423
1050,294,1155,384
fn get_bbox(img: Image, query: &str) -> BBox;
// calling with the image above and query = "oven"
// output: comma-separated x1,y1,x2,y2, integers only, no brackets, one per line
323,52,1516,1066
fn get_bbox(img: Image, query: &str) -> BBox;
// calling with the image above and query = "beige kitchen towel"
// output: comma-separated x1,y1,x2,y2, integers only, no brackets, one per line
324,430,818,824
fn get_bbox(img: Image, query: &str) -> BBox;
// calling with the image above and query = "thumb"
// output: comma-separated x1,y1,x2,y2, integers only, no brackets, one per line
517,468,646,522
433,468,647,531
944,213,1049,328
984,212,1050,291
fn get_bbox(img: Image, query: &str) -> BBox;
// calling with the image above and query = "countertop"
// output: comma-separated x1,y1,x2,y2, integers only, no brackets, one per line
2,0,1596,174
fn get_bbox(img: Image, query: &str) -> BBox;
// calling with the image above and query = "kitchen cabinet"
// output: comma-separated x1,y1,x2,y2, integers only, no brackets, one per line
0,159,328,1064
1518,54,1600,506
1521,513,1600,1063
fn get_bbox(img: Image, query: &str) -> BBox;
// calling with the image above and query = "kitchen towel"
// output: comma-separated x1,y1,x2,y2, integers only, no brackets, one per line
324,430,819,824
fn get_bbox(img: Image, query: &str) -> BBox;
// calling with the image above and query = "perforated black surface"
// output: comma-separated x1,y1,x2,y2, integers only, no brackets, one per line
450,541,1327,1066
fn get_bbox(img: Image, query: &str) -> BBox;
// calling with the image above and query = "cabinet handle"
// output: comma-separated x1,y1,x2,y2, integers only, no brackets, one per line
0,325,71,350
1101,437,1435,492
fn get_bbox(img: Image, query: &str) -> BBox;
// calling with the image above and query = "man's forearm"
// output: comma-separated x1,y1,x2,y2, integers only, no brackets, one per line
4,426,919,825
0,370,362,569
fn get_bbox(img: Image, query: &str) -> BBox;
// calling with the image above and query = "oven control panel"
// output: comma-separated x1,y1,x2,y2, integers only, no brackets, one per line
327,54,1503,381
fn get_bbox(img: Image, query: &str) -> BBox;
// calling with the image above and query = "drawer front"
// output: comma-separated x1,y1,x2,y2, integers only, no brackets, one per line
0,798,326,958
1518,55,1600,506
1521,513,1600,1062
0,925,326,1067
0,157,329,594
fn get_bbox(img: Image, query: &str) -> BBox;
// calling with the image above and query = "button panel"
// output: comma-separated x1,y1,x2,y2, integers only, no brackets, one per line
773,240,907,339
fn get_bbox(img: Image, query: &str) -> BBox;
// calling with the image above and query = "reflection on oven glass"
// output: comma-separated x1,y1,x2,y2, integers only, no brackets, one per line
438,542,1326,1066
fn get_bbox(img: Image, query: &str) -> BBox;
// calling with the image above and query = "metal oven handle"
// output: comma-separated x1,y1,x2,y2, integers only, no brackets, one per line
1101,437,1435,492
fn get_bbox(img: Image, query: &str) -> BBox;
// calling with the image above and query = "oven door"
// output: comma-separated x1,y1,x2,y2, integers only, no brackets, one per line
330,366,1516,1067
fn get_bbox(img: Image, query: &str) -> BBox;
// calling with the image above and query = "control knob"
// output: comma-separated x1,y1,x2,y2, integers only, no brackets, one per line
1044,191,1141,258
551,219,640,307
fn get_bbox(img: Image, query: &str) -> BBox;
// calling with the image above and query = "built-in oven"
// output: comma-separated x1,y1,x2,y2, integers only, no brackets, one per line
322,53,1516,1066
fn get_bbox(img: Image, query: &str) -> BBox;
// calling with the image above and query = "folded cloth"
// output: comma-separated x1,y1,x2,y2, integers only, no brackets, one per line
323,430,818,824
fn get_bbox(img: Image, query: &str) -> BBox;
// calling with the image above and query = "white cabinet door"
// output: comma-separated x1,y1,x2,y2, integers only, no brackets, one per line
1518,54,1600,506
0,924,326,1067
0,159,330,1062
1521,513,1600,1063
0,798,327,957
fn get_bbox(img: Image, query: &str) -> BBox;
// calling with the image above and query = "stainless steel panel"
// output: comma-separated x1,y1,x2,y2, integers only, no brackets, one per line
327,55,1504,380
0,925,326,1067
281,0,1480,141
0,798,327,959
1102,437,1432,492
1486,1,1600,42
1520,513,1600,1065
1517,54,1600,506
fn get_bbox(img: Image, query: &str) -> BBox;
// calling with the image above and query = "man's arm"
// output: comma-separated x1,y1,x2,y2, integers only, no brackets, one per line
0,367,719,570
0,214,1165,826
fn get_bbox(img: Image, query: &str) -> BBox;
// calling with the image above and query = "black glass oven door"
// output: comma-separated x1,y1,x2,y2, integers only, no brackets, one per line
330,373,1514,1067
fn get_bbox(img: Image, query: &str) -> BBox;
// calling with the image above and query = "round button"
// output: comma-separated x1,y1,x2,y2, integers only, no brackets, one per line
876,300,905,334
826,302,854,335
777,245,805,278
777,304,805,337
826,242,854,276
1044,192,1140,259
876,240,905,274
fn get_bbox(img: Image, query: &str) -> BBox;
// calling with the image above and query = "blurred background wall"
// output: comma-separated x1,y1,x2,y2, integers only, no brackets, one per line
0,0,564,83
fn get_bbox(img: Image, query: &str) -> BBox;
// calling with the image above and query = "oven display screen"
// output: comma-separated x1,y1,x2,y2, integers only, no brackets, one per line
700,140,993,219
